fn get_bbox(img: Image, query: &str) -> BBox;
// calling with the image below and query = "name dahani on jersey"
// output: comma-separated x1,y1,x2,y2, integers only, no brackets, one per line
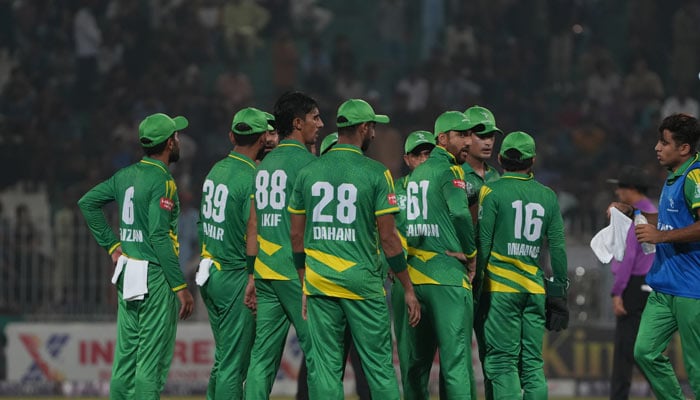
261,213,282,227
405,223,440,237
120,228,144,243
313,226,356,242
507,242,540,258
202,222,224,241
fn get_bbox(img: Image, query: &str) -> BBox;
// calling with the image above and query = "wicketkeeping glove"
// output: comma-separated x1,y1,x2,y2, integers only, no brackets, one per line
545,279,569,331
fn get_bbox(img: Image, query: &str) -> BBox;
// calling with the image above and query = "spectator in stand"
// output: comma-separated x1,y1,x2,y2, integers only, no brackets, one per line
73,0,102,109
661,83,700,118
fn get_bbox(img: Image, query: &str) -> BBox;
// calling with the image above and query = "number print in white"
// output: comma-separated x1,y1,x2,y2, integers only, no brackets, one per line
255,170,287,210
311,182,358,223
202,179,229,223
511,200,544,241
122,186,135,224
406,180,430,220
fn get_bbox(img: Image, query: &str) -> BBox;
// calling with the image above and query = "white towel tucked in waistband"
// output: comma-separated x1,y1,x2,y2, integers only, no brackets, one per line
111,255,149,301
196,258,214,286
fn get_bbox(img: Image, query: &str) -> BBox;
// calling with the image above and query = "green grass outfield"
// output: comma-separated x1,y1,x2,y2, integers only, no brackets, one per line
0,397,651,400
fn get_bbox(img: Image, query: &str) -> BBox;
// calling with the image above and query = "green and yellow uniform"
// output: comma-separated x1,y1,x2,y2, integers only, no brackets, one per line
245,139,316,398
478,171,567,399
288,143,401,400
462,162,500,207
402,145,476,400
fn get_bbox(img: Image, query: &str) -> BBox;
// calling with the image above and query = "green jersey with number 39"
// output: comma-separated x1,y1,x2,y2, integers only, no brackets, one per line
288,144,399,300
254,139,316,280
78,157,187,291
199,151,256,270
404,146,476,288
477,172,568,294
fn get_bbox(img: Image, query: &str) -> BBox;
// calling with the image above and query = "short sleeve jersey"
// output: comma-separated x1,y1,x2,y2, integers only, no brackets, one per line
394,175,409,250
77,157,186,291
288,144,399,300
199,151,256,270
253,139,316,280
462,161,500,206
405,146,476,288
478,172,568,294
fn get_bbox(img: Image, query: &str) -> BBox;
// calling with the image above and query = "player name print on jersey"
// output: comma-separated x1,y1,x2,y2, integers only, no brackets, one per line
202,222,224,241
312,226,357,242
405,223,440,237
507,242,541,258
260,213,282,227
119,228,144,242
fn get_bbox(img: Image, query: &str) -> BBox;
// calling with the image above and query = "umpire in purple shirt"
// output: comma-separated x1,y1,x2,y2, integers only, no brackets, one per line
606,165,656,400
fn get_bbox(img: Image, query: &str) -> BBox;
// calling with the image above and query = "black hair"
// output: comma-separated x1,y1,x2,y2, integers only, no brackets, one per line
658,113,700,148
500,149,533,171
233,130,264,146
408,143,435,156
142,135,172,156
273,91,319,138
618,183,649,195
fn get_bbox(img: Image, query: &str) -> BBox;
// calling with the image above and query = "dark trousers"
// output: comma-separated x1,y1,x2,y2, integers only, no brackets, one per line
610,275,650,400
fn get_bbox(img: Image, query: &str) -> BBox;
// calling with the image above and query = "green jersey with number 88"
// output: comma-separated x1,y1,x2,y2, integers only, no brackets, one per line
288,144,399,300
253,139,316,280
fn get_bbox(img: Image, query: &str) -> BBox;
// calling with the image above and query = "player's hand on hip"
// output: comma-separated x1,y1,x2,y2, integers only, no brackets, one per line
244,275,257,315
404,289,421,327
445,251,476,282
612,295,627,316
177,289,195,320
301,294,307,320
110,246,123,265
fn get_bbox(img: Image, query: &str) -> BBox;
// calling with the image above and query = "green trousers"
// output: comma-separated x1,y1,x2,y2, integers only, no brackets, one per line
473,296,493,400
634,291,700,399
110,267,179,400
245,279,311,399
400,284,475,400
200,268,255,400
483,292,546,400
306,295,400,400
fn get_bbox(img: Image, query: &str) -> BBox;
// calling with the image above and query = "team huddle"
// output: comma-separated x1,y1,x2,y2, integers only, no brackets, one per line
78,90,572,400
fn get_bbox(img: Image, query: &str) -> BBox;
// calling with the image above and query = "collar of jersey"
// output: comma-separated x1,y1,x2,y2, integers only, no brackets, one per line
278,139,307,150
462,159,495,175
140,157,169,174
666,152,699,184
501,172,533,180
328,143,362,155
227,151,256,169
433,146,457,164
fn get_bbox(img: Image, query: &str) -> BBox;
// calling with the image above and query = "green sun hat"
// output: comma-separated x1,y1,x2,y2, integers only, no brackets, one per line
320,132,339,155
138,113,189,147
500,131,536,160
464,105,502,134
434,111,471,136
336,99,390,128
404,130,436,154
231,107,274,135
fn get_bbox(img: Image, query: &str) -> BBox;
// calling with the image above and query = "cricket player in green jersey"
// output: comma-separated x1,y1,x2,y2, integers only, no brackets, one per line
244,92,324,399
78,113,195,400
402,111,477,400
462,105,502,400
196,107,272,400
289,99,420,400
391,130,435,389
477,131,569,400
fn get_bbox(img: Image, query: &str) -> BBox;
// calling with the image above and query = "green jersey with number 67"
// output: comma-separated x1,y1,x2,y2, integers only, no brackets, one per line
78,157,187,291
405,146,476,288
477,172,568,294
288,144,399,300
199,151,256,270
254,139,316,280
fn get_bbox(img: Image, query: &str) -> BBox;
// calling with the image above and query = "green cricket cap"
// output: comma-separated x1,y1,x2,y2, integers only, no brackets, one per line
434,111,471,136
138,113,188,148
404,130,436,154
320,132,339,155
231,107,274,135
500,131,536,160
336,99,390,128
464,105,502,134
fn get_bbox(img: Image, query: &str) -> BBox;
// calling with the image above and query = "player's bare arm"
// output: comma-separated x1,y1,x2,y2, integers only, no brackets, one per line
290,213,307,319
244,199,258,313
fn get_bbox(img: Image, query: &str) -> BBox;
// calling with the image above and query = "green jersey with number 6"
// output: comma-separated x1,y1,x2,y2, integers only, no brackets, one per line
199,151,256,270
404,146,476,288
78,157,187,291
288,144,399,300
254,139,316,280
477,172,567,294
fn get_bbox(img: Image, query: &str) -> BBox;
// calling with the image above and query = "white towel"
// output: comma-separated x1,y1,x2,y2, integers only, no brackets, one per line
196,258,214,286
590,207,632,263
122,258,149,301
111,255,127,284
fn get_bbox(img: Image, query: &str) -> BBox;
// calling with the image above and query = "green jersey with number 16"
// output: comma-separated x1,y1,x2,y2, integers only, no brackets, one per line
253,139,316,280
199,151,256,270
288,144,399,300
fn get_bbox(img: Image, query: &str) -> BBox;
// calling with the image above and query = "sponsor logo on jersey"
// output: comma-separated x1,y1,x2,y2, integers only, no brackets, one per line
452,179,466,189
160,197,174,211
387,193,397,205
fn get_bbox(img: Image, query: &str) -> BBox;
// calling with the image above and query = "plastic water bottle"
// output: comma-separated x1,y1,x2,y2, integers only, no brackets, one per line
633,209,656,255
